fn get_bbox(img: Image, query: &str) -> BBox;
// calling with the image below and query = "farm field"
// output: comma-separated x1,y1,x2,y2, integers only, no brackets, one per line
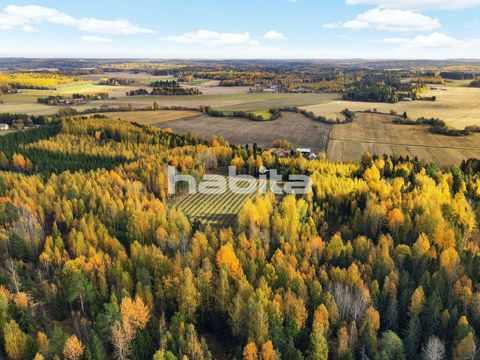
0,94,53,115
79,71,176,83
327,112,480,166
302,86,480,129
103,110,200,124
54,83,130,96
181,82,251,95
174,177,260,227
110,92,338,110
158,112,331,153
0,90,339,116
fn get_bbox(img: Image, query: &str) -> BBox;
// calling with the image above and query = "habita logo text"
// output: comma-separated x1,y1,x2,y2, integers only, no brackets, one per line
168,166,312,195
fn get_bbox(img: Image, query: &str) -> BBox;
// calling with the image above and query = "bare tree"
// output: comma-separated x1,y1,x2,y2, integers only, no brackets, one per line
9,206,45,257
196,151,217,171
331,283,370,323
111,321,132,360
422,337,446,360
6,258,21,293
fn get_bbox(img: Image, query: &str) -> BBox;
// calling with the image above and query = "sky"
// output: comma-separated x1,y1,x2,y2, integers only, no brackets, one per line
1,0,480,59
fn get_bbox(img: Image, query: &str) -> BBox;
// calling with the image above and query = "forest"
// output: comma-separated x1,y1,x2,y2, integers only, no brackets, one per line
127,87,201,96
0,113,478,360
342,75,419,103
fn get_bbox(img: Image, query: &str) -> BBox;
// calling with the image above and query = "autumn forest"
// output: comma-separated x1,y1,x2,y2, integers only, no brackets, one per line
0,110,478,360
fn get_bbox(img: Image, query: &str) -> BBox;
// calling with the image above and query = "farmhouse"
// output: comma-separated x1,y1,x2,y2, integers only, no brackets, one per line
263,85,279,93
296,148,318,160
0,123,9,131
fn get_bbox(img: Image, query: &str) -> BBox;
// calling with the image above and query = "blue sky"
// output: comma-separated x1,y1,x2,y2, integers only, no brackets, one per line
1,0,480,59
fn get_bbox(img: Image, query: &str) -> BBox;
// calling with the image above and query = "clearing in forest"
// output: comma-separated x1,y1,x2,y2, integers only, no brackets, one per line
174,177,262,227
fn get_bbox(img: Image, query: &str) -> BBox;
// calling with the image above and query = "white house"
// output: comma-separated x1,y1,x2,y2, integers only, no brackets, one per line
0,124,9,131
296,148,312,157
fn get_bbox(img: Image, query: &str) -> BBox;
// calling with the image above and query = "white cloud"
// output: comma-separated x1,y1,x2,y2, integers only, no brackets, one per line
264,30,288,40
77,18,154,34
0,5,154,34
346,0,480,10
4,5,76,27
21,25,38,32
164,29,259,46
324,8,440,32
387,32,480,49
81,35,112,43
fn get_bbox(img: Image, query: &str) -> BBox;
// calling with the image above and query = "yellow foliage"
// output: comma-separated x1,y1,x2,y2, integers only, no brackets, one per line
453,332,476,360
243,342,259,360
216,244,243,279
413,233,430,257
37,331,49,355
261,341,276,360
3,320,28,360
434,228,456,249
0,72,76,88
313,304,329,333
13,292,29,308
63,335,84,360
364,307,380,332
120,295,151,338
409,286,426,316
387,208,405,230
458,315,469,327
440,247,460,276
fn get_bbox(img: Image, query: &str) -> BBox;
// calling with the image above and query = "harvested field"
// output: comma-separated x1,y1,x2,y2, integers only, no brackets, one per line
302,86,480,129
158,112,331,153
103,110,200,125
327,112,480,166
181,82,250,95
0,91,340,117
0,92,53,115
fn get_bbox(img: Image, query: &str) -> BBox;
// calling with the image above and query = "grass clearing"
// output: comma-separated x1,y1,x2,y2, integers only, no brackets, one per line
0,130,17,136
252,110,272,120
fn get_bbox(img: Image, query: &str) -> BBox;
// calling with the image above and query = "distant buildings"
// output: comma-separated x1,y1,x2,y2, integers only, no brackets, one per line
263,85,279,93
0,123,9,130
269,147,318,160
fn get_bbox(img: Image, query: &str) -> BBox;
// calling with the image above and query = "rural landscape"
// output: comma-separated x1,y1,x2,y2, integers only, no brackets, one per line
2,1,480,360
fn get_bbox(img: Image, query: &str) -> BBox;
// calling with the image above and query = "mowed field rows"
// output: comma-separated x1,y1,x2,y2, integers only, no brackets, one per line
175,178,261,227
159,112,331,153
327,112,480,166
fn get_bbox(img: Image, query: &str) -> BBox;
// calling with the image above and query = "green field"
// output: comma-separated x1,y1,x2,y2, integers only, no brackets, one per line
252,110,273,120
0,129,17,136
